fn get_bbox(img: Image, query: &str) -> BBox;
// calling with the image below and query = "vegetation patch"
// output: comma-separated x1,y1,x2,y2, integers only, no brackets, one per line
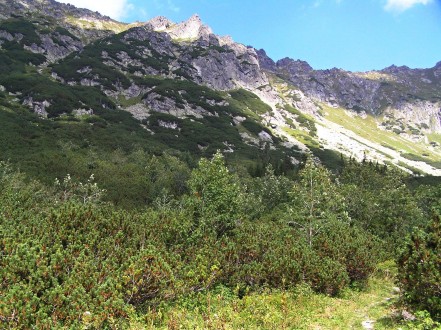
284,104,317,136
230,89,272,116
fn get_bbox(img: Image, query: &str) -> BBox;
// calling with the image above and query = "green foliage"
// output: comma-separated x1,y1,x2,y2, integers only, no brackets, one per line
0,46,46,74
340,160,423,246
143,153,190,200
404,311,441,330
244,164,292,217
54,26,79,41
1,11,438,328
284,104,317,136
314,221,381,286
0,18,41,45
52,33,173,88
0,151,424,328
137,76,224,110
415,183,441,217
188,151,243,237
53,173,106,204
230,89,272,116
288,157,349,247
397,214,441,321
2,73,115,117
241,118,274,137
401,153,441,170
52,54,131,90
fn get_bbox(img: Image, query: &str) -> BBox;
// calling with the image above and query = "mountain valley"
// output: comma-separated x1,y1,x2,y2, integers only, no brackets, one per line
1,1,441,328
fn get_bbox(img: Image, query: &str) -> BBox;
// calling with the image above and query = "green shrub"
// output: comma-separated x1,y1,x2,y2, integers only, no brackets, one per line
303,254,349,296
0,18,41,45
230,89,272,115
242,119,273,137
54,26,79,41
314,222,382,285
397,214,441,321
188,151,243,237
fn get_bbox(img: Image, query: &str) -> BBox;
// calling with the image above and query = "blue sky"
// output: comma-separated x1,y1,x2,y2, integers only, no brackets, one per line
58,0,441,71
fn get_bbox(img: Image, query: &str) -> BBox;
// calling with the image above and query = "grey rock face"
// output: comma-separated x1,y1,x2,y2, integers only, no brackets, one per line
0,0,117,25
258,51,441,132
23,97,50,117
167,14,212,41
24,33,83,62
115,23,268,92
256,49,277,71
143,93,212,119
146,16,173,31
386,100,441,133
277,57,313,73
72,108,94,116
0,30,13,41
0,0,119,53
191,47,267,90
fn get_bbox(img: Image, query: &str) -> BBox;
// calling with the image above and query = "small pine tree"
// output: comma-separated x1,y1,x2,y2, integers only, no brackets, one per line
288,157,349,247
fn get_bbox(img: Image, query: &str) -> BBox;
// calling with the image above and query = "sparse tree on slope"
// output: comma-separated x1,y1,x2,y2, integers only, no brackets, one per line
288,157,349,247
188,151,243,237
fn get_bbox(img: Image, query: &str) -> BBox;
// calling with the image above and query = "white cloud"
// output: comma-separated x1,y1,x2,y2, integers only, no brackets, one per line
384,0,432,12
58,0,133,20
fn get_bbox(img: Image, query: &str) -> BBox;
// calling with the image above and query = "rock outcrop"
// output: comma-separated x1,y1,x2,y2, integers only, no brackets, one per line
257,53,441,133
167,14,212,41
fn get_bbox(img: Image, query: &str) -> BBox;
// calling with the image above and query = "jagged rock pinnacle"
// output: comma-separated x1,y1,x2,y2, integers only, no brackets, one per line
168,14,212,40
146,16,173,31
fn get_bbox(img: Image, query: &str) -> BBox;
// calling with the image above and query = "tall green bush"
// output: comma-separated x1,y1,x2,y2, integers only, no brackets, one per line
188,151,243,237
397,214,441,320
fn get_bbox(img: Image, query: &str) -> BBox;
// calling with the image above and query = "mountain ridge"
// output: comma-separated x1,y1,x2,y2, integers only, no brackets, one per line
0,0,440,175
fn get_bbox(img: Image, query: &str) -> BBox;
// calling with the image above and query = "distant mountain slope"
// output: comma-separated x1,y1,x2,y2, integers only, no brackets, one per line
0,0,440,176
257,50,441,174
258,50,441,133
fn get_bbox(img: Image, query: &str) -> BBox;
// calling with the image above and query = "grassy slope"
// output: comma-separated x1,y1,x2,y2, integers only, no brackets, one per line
130,268,401,329
322,105,441,162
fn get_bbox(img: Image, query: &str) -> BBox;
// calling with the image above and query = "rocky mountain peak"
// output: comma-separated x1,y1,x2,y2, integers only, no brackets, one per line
146,16,173,31
188,13,202,23
218,35,234,46
167,13,212,40
276,57,313,74
381,64,411,74
256,49,277,71
0,0,117,22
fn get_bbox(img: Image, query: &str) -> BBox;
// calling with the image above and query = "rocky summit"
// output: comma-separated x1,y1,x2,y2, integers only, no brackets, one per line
0,0,440,175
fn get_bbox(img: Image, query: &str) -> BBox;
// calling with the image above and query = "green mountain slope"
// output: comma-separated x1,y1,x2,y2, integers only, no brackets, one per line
0,0,440,187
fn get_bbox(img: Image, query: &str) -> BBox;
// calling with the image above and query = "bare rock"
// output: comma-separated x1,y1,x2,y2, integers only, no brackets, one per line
146,16,173,31
72,108,93,116
23,97,50,117
401,310,416,321
168,14,212,41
